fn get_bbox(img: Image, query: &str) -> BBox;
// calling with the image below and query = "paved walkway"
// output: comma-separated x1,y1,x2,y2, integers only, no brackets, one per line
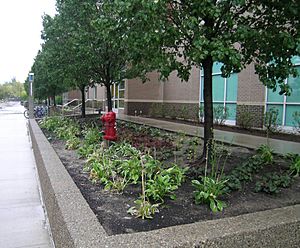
0,102,53,248
118,114,300,154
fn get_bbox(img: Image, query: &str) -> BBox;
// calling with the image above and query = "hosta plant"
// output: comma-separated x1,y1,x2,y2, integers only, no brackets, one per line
286,153,300,177
65,136,81,150
256,145,274,164
192,176,228,212
127,198,160,219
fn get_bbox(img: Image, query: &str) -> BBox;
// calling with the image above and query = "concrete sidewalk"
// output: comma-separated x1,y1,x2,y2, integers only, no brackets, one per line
0,102,53,248
118,114,300,154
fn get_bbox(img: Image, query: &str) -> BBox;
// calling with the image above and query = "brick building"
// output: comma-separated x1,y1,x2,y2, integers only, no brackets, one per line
64,56,300,129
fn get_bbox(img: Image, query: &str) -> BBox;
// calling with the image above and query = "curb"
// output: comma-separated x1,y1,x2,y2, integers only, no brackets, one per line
29,119,300,248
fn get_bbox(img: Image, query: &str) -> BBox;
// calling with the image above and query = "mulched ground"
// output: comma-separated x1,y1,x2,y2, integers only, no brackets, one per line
46,124,300,236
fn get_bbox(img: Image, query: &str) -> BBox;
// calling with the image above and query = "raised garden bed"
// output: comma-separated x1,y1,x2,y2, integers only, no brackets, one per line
29,117,300,247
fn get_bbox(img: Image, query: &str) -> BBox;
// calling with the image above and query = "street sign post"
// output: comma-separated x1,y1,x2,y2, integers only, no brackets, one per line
28,73,34,119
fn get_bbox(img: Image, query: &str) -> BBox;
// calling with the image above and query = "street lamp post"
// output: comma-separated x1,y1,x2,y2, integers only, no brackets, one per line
28,73,34,119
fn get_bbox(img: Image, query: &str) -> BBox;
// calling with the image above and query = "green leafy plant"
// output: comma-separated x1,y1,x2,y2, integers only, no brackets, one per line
186,137,201,161
104,171,129,193
225,149,273,192
39,116,64,132
254,173,292,194
180,105,189,121
118,157,141,184
213,105,229,125
286,153,300,177
192,176,228,212
192,139,229,212
78,143,100,158
89,156,114,186
199,105,204,123
173,132,186,151
55,124,80,140
65,136,81,150
238,108,254,130
127,198,160,219
82,127,103,145
145,163,187,203
256,144,274,164
292,111,300,133
128,155,160,219
264,108,279,135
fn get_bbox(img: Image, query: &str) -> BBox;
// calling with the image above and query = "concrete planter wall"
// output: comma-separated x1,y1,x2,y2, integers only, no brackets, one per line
29,119,300,248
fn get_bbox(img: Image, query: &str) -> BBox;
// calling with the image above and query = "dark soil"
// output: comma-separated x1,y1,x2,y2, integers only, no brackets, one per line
147,116,300,143
46,123,300,236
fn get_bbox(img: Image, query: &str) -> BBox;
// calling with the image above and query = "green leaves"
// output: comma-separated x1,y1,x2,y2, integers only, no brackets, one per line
254,173,292,194
192,176,228,212
127,199,160,219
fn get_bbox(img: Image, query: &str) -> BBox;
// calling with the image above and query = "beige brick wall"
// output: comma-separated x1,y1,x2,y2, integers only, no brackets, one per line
163,67,200,103
126,71,163,101
237,64,266,105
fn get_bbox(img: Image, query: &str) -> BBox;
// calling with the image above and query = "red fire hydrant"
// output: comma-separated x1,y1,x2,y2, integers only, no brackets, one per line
101,111,117,141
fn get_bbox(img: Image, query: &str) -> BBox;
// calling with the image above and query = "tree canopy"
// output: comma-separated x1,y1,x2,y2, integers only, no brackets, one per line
110,0,300,159
30,0,300,161
0,79,26,101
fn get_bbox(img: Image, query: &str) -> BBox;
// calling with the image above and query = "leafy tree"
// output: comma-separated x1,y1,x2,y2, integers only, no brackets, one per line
0,79,26,100
54,0,152,114
113,0,300,161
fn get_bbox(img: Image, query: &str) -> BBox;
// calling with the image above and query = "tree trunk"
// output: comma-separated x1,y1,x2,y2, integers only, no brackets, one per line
80,86,86,118
53,95,56,107
202,57,214,163
106,84,113,112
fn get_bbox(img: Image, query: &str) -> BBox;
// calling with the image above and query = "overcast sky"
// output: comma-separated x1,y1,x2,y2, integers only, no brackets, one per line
0,0,56,84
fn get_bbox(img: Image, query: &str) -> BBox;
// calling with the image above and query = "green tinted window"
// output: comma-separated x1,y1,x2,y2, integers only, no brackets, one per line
225,103,237,120
212,62,223,74
213,75,225,101
291,56,300,65
266,105,284,125
267,86,284,103
119,90,124,99
286,66,300,103
200,77,204,101
226,74,238,101
119,100,125,108
285,105,300,126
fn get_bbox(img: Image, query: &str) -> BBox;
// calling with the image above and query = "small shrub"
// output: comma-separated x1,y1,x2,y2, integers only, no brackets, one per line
192,139,229,212
254,173,292,194
65,136,81,150
286,153,300,177
225,146,274,192
127,198,159,219
145,164,187,202
192,176,228,212
186,137,201,161
213,105,229,125
199,105,204,123
292,111,300,133
264,108,279,134
256,144,274,164
39,116,64,132
78,143,100,158
238,109,254,129
167,105,178,120
82,127,103,145
180,105,189,121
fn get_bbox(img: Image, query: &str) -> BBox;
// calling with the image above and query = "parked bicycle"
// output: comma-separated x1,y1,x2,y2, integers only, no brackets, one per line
24,106,48,119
